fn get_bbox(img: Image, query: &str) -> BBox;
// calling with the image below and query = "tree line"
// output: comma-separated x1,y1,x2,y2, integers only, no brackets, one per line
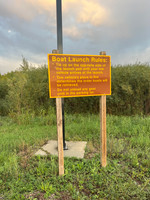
0,59,150,117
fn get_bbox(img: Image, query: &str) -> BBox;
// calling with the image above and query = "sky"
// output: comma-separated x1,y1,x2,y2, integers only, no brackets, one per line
0,0,150,74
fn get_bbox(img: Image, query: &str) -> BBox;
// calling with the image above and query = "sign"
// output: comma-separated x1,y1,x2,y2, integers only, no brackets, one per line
48,54,111,98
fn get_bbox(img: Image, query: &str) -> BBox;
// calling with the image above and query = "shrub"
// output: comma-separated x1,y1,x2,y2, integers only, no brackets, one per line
0,60,150,116
0,78,9,115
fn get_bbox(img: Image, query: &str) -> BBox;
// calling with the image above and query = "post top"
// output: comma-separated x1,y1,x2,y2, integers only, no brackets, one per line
52,49,59,54
100,51,106,55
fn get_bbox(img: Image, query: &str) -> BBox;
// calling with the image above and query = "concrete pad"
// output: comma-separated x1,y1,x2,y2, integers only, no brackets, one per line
35,140,87,159
35,149,47,156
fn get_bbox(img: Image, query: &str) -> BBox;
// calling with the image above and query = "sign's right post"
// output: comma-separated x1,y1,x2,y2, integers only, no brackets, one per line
100,51,107,167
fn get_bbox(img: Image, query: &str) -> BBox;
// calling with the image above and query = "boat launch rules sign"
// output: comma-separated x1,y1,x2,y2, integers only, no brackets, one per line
48,54,111,98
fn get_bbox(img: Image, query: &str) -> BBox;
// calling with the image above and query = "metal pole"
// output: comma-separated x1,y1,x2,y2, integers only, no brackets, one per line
56,0,67,150
56,0,63,54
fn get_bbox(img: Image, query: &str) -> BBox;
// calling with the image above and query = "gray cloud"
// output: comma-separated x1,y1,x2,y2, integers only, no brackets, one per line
0,0,150,74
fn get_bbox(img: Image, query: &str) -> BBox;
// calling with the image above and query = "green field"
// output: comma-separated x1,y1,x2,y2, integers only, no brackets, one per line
0,113,150,199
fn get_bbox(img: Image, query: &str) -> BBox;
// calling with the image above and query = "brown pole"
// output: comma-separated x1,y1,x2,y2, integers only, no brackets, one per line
52,49,64,175
100,51,107,167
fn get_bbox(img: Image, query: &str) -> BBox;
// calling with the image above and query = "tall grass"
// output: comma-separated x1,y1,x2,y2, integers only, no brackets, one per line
0,113,150,199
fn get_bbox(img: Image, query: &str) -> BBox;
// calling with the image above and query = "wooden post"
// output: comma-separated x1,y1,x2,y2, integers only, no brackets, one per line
56,98,64,175
52,49,64,176
100,51,107,167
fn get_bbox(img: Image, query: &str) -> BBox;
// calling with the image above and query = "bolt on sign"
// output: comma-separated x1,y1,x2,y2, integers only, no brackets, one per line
48,54,111,98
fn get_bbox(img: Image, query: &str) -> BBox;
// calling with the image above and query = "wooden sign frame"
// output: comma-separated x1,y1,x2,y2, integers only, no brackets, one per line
48,51,110,175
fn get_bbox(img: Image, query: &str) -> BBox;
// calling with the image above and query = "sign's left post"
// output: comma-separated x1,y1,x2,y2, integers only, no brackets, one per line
52,49,64,176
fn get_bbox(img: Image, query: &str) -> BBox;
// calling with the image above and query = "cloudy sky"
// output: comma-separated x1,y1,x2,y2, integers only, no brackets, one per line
0,0,150,74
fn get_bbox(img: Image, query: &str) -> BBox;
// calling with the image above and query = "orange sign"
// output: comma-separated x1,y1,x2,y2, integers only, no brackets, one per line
48,54,111,98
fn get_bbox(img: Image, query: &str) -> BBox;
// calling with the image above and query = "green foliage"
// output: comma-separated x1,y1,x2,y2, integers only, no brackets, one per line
107,63,150,115
0,59,55,118
7,71,28,114
0,78,9,115
23,65,52,114
0,59,150,116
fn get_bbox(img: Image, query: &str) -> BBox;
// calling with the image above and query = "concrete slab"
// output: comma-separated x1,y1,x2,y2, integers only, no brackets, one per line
35,149,47,156
35,140,87,159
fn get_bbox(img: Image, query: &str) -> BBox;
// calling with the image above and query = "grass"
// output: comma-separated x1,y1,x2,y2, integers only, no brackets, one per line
0,113,150,199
